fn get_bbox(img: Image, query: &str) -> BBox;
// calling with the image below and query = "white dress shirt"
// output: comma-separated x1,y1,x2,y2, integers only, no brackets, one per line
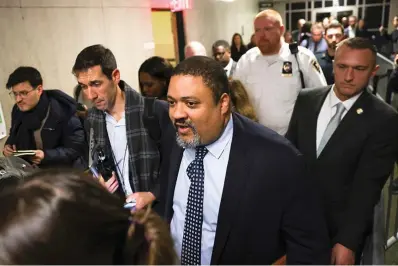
170,116,234,265
105,112,133,196
234,43,327,135
348,26,356,38
316,86,362,150
224,58,234,77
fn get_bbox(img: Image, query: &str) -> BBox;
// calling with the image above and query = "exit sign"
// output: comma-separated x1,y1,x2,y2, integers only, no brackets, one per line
170,0,192,12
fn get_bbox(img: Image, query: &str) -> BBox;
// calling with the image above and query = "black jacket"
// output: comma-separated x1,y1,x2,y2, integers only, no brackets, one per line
286,86,398,251
160,112,330,264
6,90,87,169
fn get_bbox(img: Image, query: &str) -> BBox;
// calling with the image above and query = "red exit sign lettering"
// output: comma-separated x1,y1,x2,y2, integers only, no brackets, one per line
170,0,192,12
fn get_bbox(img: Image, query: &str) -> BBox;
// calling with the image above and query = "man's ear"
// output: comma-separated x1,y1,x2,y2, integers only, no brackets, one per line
219,93,231,115
36,85,44,96
112,69,121,84
371,64,380,78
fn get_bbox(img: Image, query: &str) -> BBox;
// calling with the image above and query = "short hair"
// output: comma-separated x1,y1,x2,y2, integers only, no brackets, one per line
6,66,43,90
72,44,117,80
324,21,344,35
0,169,177,264
336,37,377,64
311,23,324,33
255,9,283,26
172,56,230,103
138,56,174,98
212,40,231,51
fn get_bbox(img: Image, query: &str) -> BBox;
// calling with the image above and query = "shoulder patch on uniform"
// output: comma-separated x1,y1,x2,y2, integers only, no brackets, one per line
311,59,321,73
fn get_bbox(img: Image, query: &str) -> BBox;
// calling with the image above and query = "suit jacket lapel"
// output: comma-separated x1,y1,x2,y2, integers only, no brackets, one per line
318,90,370,158
307,86,331,160
211,114,250,264
165,142,183,221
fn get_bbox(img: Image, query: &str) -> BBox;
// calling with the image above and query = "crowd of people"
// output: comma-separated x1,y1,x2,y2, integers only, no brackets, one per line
1,7,398,265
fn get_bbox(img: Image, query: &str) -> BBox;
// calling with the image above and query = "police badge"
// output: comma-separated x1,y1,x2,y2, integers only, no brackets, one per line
282,61,293,77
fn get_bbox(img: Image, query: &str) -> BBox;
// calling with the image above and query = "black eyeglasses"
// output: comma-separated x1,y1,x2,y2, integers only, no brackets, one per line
9,88,37,99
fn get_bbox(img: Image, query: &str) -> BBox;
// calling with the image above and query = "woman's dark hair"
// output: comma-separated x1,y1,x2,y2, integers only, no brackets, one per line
231,33,245,48
138,56,173,98
0,170,177,265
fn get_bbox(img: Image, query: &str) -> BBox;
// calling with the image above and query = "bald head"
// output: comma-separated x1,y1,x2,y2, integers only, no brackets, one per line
255,9,283,27
184,41,207,58
298,18,306,29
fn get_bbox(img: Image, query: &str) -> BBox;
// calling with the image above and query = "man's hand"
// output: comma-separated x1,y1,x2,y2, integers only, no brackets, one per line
98,172,119,194
331,243,355,265
3,144,16,157
31,150,45,165
126,192,155,210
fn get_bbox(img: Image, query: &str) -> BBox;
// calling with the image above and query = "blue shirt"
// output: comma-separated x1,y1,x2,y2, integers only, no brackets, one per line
300,38,328,55
170,116,234,265
105,112,133,196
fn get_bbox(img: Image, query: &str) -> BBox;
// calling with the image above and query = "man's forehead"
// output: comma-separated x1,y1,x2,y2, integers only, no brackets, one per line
326,28,343,35
12,81,32,91
170,75,207,92
214,46,226,51
76,66,104,80
335,47,373,64
255,16,278,25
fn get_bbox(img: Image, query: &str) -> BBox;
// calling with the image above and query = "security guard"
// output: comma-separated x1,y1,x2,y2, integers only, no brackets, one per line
234,9,326,135
316,21,345,85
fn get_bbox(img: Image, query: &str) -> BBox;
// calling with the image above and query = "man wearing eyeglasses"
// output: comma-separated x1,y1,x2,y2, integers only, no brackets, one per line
2,67,87,169
212,40,237,79
316,22,345,85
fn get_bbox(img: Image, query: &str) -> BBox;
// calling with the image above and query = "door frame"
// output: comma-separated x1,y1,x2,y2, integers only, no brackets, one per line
312,7,357,22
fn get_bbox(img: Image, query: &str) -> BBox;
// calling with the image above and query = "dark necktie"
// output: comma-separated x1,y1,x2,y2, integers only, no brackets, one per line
181,146,208,265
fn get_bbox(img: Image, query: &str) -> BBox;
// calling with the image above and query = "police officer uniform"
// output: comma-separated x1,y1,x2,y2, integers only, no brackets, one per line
234,43,327,135
316,52,334,85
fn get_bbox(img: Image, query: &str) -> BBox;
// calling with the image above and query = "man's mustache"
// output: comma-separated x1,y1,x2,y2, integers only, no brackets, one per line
174,119,198,134
174,119,194,128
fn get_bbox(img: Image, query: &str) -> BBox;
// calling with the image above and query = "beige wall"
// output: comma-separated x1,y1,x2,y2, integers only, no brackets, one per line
183,0,259,56
0,0,154,151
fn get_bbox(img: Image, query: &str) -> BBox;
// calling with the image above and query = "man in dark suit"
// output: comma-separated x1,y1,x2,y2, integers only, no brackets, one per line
286,37,398,265
161,56,330,264
212,40,237,79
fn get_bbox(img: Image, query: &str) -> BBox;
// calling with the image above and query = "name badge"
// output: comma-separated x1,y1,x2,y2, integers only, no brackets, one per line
282,61,292,77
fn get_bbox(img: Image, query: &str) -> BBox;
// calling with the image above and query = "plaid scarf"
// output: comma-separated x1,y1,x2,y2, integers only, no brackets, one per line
87,81,160,194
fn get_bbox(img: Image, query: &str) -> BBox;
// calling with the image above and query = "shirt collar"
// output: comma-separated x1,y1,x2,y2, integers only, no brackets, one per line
255,41,287,61
329,85,362,111
205,115,233,159
224,58,233,72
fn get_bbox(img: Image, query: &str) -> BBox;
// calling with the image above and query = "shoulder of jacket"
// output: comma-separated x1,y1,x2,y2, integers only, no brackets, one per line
297,46,315,60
